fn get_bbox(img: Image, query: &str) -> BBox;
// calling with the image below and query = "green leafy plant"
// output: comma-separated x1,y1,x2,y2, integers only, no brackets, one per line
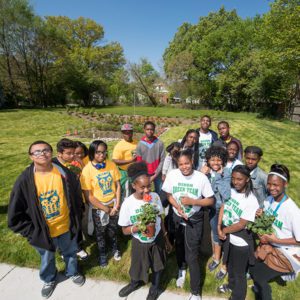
247,213,275,235
137,203,159,232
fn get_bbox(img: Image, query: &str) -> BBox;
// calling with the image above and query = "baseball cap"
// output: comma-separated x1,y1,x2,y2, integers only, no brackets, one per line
121,124,133,131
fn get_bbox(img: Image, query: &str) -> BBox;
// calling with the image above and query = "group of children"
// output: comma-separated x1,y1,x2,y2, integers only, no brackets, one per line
31,116,299,300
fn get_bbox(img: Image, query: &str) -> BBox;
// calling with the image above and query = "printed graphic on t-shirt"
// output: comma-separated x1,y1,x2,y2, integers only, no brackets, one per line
96,171,113,195
39,190,61,220
199,139,211,160
223,197,243,226
173,182,199,217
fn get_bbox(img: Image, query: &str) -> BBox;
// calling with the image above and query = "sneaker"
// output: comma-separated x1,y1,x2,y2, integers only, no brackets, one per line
251,284,259,294
99,255,108,268
176,269,186,288
77,249,88,260
146,287,160,300
188,294,202,300
119,282,142,297
113,250,121,261
41,281,56,298
217,284,232,294
215,269,227,280
71,274,85,286
208,260,220,272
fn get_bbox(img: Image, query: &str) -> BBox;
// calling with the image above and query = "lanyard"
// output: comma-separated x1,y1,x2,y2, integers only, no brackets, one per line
270,194,287,215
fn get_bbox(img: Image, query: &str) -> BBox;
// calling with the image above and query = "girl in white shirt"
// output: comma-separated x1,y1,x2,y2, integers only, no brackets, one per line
162,149,214,300
218,165,259,300
118,162,167,300
250,164,300,300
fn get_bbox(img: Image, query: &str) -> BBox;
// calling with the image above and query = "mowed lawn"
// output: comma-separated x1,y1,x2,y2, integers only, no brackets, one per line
0,107,299,299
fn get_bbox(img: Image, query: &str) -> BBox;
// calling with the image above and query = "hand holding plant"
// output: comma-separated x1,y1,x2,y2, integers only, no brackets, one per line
137,203,159,237
246,213,275,235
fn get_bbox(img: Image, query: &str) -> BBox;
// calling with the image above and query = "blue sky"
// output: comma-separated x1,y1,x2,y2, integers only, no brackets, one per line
31,0,273,70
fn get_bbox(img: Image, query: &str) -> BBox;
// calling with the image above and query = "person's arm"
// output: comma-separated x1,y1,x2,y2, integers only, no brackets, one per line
222,218,248,234
215,169,231,201
260,234,300,246
112,157,136,166
122,224,139,235
153,141,166,179
110,180,121,216
8,180,34,238
180,195,214,207
218,204,226,240
82,190,111,214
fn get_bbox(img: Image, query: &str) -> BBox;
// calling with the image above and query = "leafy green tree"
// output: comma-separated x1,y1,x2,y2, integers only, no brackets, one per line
46,16,126,106
129,58,160,106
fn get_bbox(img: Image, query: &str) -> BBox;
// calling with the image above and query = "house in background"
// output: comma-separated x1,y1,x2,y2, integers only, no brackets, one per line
154,83,169,104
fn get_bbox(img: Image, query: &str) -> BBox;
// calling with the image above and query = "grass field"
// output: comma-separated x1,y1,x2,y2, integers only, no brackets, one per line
0,107,299,299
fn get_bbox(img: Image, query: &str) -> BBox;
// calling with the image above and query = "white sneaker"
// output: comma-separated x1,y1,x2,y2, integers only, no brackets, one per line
113,250,121,261
77,249,88,260
176,269,186,288
188,294,201,300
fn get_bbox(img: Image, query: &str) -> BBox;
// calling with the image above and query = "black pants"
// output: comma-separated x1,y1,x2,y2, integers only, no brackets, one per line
249,259,286,300
173,211,204,295
227,244,249,300
92,209,119,258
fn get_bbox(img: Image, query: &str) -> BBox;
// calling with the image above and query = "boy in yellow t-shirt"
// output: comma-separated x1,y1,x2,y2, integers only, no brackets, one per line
53,138,88,260
8,141,85,299
81,140,121,267
112,124,137,198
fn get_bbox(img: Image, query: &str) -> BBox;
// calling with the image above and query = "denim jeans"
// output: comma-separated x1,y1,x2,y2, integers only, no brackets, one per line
35,231,78,283
153,174,162,194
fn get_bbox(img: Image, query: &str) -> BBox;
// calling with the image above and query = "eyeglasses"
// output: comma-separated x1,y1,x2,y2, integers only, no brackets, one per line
30,148,52,157
95,150,107,155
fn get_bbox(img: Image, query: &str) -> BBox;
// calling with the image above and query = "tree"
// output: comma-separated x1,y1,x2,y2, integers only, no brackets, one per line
129,58,160,106
46,16,126,106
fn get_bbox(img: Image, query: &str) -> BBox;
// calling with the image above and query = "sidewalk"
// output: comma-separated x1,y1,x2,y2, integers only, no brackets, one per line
0,263,226,300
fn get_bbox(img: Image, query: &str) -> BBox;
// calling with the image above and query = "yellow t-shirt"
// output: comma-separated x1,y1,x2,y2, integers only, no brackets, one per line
80,160,121,205
82,156,89,167
112,139,138,171
34,167,70,238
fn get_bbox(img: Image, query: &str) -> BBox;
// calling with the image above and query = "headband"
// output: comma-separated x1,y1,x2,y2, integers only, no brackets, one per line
268,172,287,182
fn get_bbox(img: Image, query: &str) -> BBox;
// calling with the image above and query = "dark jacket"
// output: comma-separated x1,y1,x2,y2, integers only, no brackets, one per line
195,128,218,144
8,163,83,251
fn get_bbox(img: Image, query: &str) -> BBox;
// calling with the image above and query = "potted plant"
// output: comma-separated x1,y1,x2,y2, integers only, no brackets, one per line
246,213,275,235
137,202,159,238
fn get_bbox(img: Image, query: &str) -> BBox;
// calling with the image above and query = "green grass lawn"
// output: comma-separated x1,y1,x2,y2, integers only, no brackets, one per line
0,107,299,299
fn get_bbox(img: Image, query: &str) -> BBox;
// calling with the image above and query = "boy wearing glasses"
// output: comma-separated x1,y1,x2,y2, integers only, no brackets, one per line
8,141,85,299
80,140,121,267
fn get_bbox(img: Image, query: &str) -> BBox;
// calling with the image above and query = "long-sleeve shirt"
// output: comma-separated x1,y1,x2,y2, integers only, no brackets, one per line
136,136,165,176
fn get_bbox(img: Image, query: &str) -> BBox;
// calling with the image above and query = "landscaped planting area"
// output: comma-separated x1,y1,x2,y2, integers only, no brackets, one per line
1,107,299,299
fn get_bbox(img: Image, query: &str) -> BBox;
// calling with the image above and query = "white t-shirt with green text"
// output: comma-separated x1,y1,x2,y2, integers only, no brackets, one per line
162,169,214,218
118,192,163,243
264,196,300,274
198,131,212,167
222,188,259,246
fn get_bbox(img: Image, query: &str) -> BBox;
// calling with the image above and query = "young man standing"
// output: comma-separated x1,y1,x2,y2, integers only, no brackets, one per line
112,124,138,198
8,141,85,299
136,121,165,194
53,138,88,260
196,115,218,168
53,138,76,167
244,146,268,206
217,121,243,160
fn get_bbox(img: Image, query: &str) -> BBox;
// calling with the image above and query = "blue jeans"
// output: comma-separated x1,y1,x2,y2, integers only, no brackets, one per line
153,174,162,194
35,231,78,283
209,207,221,245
